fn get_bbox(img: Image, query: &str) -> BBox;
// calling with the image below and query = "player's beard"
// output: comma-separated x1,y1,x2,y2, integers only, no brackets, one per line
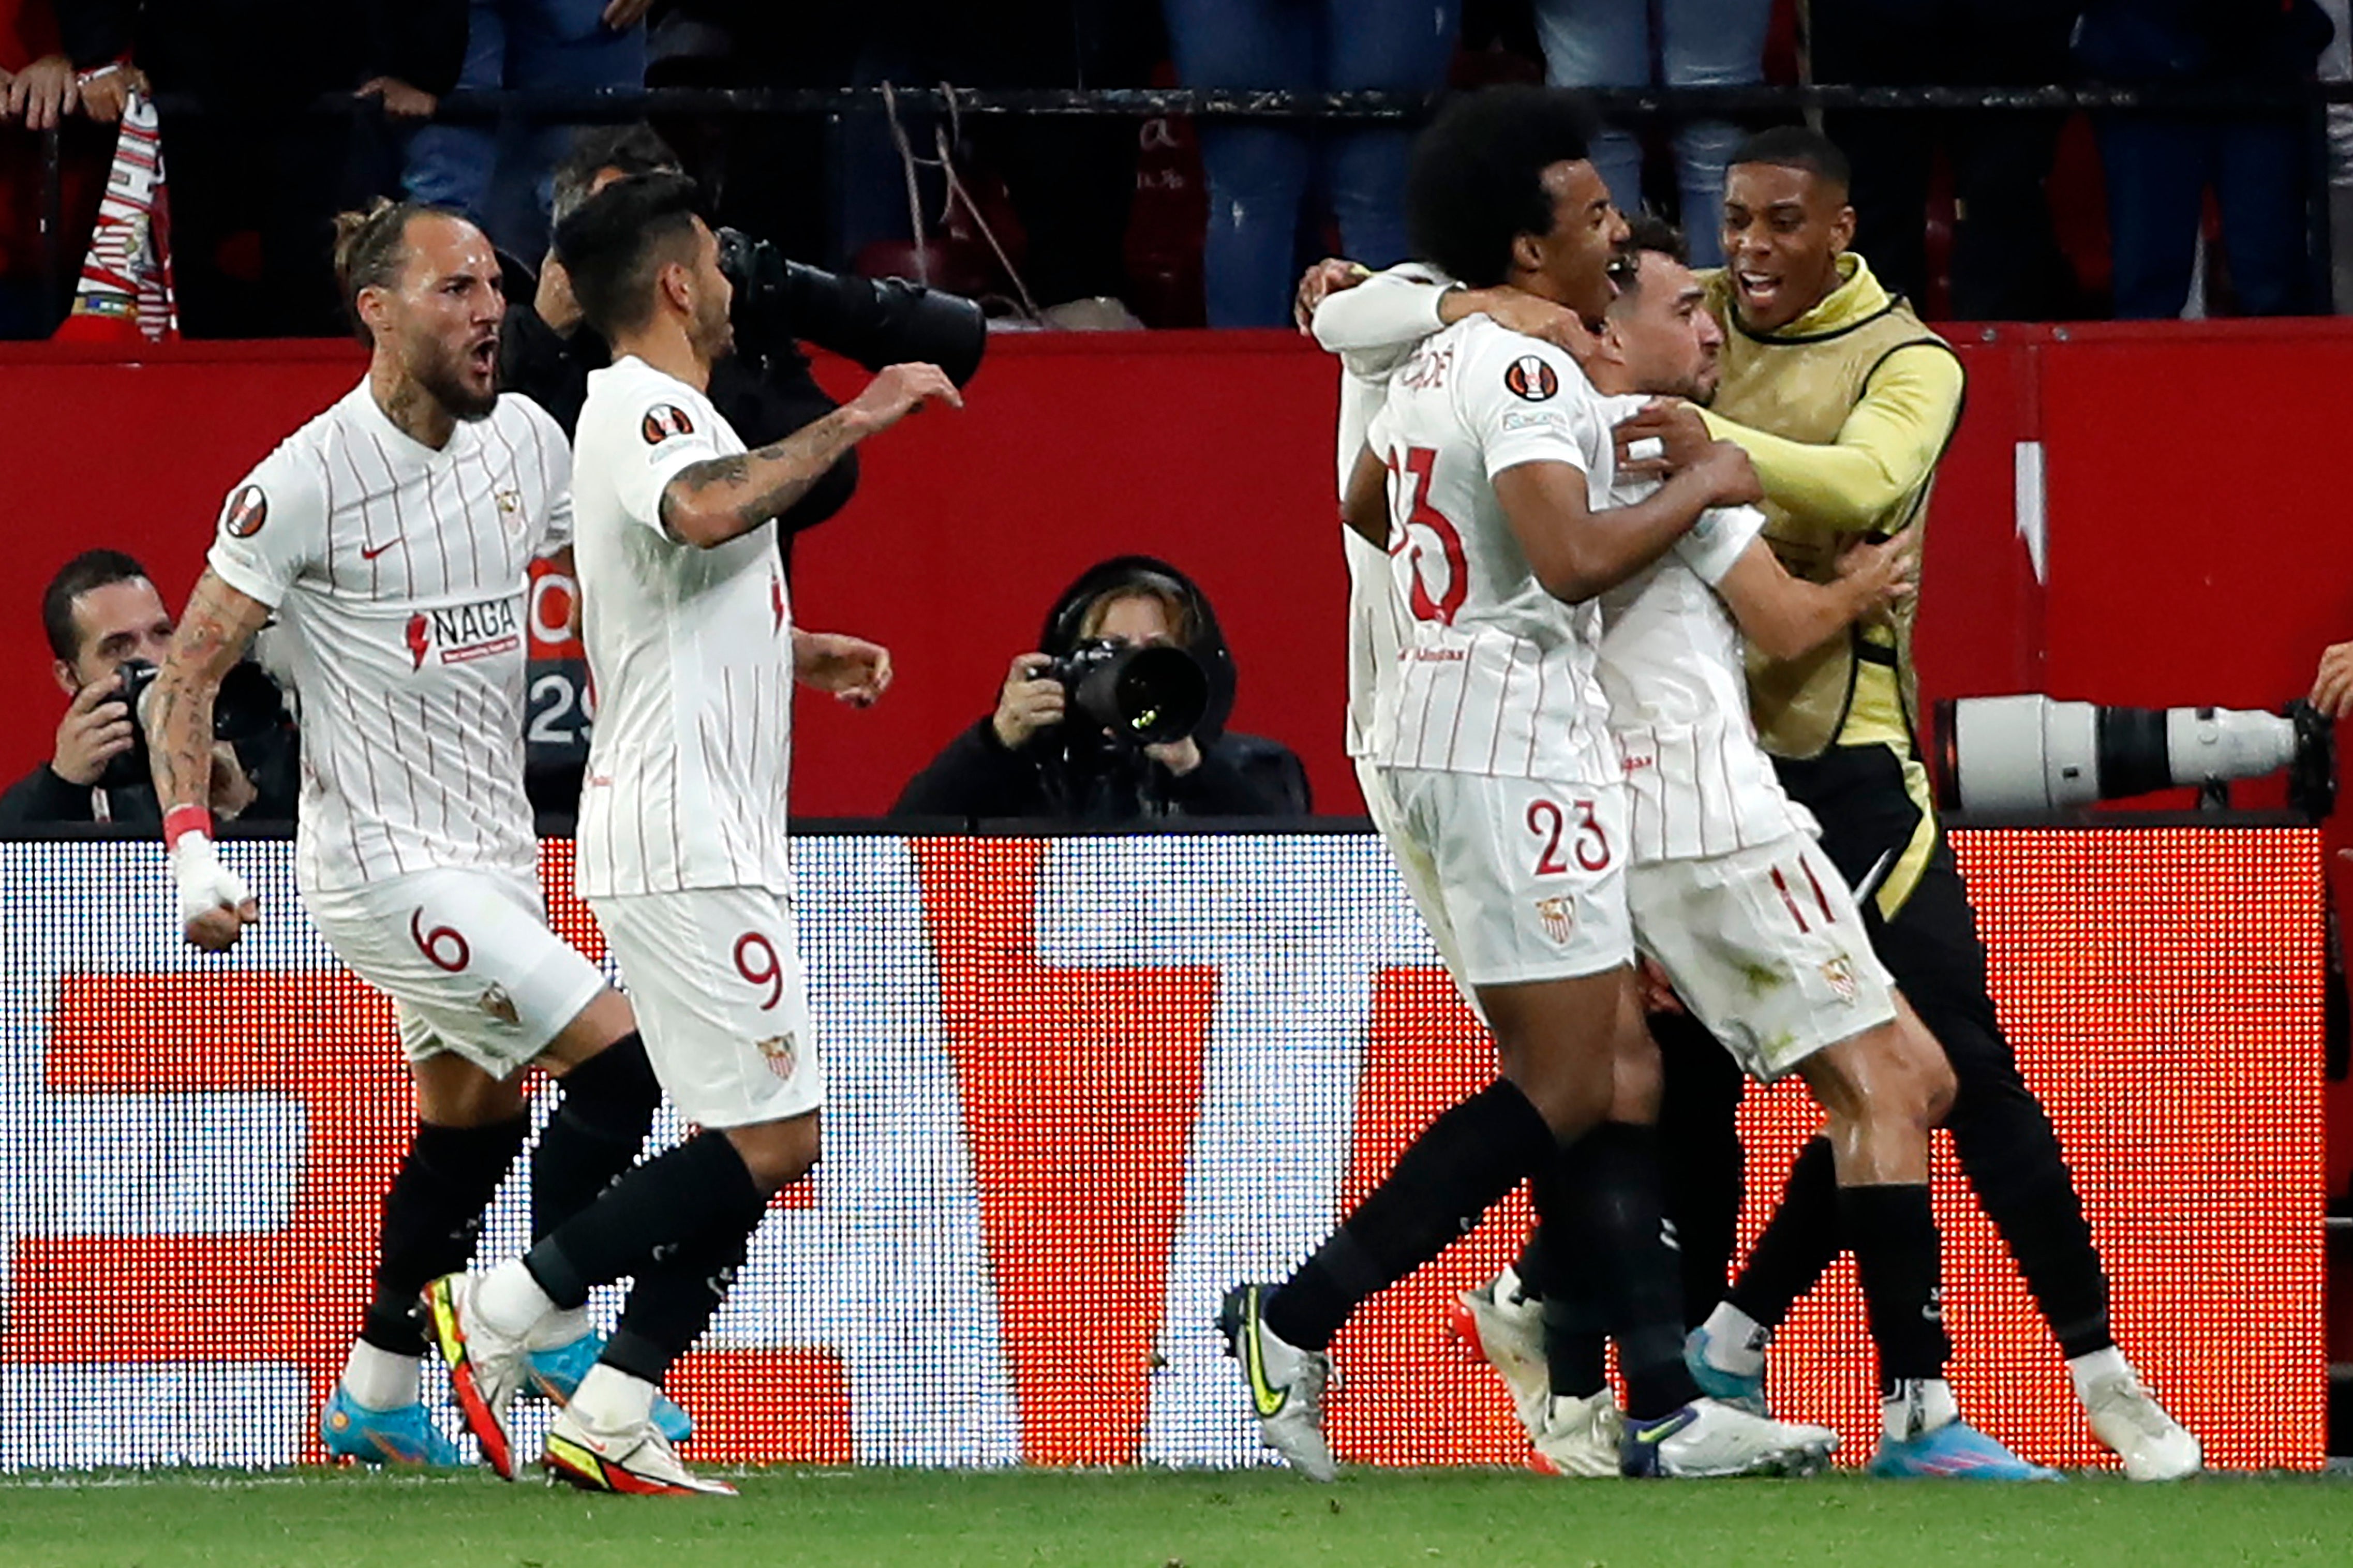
412,334,499,424
691,291,735,368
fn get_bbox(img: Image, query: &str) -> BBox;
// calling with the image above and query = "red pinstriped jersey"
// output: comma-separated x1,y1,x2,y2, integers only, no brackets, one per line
571,356,795,898
206,381,572,892
1361,317,1617,785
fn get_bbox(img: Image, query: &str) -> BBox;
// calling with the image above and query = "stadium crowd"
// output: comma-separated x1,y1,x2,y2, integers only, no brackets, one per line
1,0,2348,337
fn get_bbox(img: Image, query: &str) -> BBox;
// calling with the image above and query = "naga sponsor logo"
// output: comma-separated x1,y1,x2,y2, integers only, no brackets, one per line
403,595,523,670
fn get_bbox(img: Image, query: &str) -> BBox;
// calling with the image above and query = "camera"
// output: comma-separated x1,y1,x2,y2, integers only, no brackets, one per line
713,227,987,389
1051,639,1210,748
1934,694,2337,819
101,658,289,790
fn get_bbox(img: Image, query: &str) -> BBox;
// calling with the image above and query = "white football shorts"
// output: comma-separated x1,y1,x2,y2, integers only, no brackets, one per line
1628,832,1898,1082
1356,756,1482,1018
303,865,608,1078
590,885,824,1128
1378,764,1634,989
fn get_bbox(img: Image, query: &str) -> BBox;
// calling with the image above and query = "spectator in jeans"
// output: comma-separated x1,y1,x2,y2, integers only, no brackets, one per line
1530,0,1768,266
404,0,652,259
0,549,296,830
1811,0,2086,319
2077,0,2333,317
893,555,1311,821
1164,0,1462,326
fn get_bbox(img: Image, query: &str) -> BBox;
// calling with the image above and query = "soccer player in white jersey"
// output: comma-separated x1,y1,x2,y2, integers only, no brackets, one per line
420,171,957,1497
1219,86,1838,1482
144,201,689,1465
1453,221,2060,1480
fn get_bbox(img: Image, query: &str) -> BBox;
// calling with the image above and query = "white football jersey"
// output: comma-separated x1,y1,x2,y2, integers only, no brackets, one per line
1362,317,1617,784
1591,393,1815,860
1317,262,1450,761
570,355,795,898
206,381,572,892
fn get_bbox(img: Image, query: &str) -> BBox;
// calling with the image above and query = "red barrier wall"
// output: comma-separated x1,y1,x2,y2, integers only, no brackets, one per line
7,325,2348,820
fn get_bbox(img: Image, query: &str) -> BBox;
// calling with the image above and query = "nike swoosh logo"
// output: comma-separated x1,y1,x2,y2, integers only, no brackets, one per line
360,539,399,560
1241,1290,1289,1420
1851,848,1897,905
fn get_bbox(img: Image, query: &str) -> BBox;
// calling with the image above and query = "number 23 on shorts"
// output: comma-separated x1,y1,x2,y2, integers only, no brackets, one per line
1526,796,1610,877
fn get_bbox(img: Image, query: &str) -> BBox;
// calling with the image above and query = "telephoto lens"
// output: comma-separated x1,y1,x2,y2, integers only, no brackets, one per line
1050,639,1209,746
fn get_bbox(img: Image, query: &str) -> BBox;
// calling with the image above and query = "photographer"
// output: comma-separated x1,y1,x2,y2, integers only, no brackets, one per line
0,550,295,831
893,556,1310,822
499,124,986,557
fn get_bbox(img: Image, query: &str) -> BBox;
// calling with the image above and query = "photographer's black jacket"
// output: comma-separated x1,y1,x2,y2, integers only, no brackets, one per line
892,557,1312,823
498,294,860,544
0,728,301,833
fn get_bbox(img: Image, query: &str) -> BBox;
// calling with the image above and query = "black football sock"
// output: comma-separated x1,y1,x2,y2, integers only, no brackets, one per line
603,1220,755,1384
1842,1183,1951,1386
1536,1123,1697,1420
1724,1134,1843,1331
523,1131,768,1311
362,1114,530,1354
1515,1224,1607,1399
1265,1080,1555,1352
530,1032,661,1243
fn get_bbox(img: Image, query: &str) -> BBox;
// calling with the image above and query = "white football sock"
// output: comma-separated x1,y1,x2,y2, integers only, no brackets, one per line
340,1341,421,1412
1882,1377,1960,1442
2066,1345,2131,1403
1699,1302,1768,1378
571,1364,658,1432
474,1260,558,1341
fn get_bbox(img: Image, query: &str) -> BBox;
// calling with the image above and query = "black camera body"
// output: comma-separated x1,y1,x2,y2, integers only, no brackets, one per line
101,658,289,790
713,227,987,389
1050,639,1210,749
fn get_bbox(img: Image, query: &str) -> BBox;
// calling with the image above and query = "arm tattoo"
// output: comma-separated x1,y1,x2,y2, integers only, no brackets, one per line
663,411,861,541
148,570,270,813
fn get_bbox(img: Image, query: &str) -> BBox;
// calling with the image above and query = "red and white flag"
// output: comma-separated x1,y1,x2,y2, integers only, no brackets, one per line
53,87,177,342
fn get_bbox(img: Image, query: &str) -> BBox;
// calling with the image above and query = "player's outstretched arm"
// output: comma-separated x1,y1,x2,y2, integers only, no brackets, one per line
145,568,273,951
1714,531,1917,662
1496,442,1764,605
659,363,962,548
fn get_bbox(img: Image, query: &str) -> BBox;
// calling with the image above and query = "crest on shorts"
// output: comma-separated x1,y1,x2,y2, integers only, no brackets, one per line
222,485,268,538
1503,355,1558,402
1822,954,1859,1005
1533,895,1576,946
641,404,695,444
756,1032,799,1081
478,982,519,1025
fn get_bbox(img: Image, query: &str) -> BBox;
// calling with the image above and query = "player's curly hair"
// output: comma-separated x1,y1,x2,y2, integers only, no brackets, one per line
553,171,706,341
331,198,438,348
1406,86,1600,290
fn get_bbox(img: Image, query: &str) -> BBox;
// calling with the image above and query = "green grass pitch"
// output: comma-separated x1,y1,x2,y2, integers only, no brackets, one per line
4,1467,2351,1568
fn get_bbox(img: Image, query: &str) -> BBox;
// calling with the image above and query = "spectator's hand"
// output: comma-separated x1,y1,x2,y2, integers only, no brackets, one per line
2313,640,2353,720
52,672,135,787
1692,440,1763,509
991,653,1064,750
1834,533,1919,624
6,55,80,131
846,362,963,434
1613,398,1715,479
76,62,144,124
355,76,438,120
208,743,258,819
535,254,583,335
603,0,657,27
1460,287,1596,364
794,630,893,707
1145,735,1203,776
1294,258,1364,330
